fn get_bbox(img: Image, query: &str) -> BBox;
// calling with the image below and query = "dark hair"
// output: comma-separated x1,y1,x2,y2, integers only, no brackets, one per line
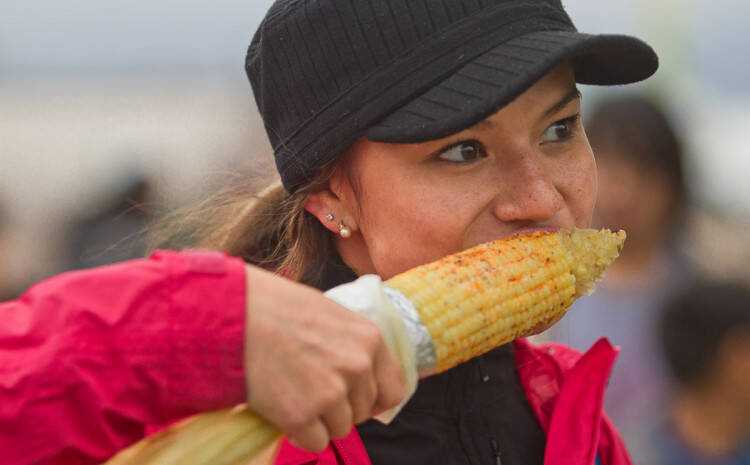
586,95,688,221
659,281,750,388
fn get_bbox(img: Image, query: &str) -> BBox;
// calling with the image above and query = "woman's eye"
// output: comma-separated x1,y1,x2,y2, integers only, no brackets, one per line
542,115,579,143
436,140,487,163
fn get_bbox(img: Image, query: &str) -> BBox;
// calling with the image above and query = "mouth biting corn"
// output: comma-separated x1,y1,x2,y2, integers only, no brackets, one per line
105,228,625,465
386,228,625,371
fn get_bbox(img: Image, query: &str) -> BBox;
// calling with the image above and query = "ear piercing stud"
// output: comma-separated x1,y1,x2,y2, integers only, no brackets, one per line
325,213,351,238
338,222,352,239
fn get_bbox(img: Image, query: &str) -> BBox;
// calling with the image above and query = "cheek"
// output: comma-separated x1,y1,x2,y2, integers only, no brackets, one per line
356,172,477,278
562,146,597,228
594,162,646,226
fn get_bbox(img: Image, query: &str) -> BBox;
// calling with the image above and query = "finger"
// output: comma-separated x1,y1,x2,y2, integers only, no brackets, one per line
349,374,377,424
372,345,408,415
288,419,330,453
321,401,354,439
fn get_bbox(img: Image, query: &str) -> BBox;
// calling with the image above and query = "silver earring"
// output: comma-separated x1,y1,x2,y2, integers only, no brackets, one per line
338,222,352,239
325,213,335,222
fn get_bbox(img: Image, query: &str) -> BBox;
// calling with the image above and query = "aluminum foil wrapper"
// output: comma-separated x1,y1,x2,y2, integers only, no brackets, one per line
324,275,437,423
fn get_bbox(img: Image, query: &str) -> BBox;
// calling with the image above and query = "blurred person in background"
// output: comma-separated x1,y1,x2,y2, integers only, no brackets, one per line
658,281,750,465
64,173,155,270
545,95,697,463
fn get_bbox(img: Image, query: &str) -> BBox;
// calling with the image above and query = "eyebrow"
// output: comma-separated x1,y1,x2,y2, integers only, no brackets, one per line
470,86,582,132
541,86,582,120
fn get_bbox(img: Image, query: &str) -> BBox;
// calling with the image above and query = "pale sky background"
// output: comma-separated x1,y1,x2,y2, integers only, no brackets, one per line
1,0,747,95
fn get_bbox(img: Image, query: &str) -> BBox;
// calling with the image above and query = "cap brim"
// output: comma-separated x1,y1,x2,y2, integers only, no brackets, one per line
366,30,658,143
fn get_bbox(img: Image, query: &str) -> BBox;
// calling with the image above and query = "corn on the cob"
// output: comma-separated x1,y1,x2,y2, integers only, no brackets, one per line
104,228,625,465
386,228,625,371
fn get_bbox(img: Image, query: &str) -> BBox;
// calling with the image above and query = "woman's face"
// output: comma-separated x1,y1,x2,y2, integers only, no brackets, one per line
311,65,597,279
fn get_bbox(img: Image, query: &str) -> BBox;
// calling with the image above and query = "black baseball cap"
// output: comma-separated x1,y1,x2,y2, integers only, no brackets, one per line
246,0,658,192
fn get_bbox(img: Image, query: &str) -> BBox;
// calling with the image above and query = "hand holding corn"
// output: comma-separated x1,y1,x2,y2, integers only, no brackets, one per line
105,228,625,465
241,264,408,453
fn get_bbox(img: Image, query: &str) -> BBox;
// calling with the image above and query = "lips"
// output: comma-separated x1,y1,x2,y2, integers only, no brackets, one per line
464,226,563,252
506,226,561,239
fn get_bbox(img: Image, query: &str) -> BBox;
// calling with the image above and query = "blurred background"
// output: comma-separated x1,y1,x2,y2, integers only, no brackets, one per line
2,1,749,464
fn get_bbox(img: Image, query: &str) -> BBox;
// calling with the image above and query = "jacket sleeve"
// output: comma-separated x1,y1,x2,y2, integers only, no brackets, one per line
0,250,247,465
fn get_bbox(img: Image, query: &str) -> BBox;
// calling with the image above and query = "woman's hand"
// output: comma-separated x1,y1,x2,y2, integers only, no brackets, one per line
243,265,407,452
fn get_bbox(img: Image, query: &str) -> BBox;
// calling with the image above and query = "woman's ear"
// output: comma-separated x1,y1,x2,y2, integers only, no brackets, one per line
304,189,359,236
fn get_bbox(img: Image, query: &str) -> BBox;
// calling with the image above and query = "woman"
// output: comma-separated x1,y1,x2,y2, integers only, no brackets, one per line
0,1,658,464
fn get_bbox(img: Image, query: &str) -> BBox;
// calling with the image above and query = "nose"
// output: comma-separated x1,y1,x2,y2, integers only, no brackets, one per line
491,157,564,224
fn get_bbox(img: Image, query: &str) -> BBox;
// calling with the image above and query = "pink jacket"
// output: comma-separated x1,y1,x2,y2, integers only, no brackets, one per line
1,251,247,465
275,339,631,465
0,251,631,465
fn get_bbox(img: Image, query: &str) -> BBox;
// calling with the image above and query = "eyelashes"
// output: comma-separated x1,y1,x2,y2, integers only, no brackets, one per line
432,114,582,164
435,140,488,164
